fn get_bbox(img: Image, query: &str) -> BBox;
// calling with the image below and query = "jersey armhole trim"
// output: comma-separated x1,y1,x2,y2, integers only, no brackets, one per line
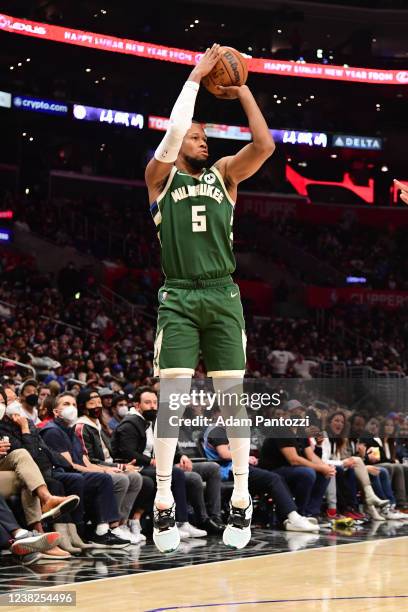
211,166,236,207
156,165,178,204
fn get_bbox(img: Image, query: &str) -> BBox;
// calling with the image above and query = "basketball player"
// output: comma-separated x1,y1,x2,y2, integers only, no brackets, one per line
145,44,275,553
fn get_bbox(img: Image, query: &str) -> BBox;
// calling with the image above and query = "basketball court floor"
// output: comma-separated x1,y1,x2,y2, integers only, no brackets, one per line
0,523,407,611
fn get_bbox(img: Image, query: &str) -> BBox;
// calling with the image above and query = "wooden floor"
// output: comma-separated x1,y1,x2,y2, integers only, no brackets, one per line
5,536,408,612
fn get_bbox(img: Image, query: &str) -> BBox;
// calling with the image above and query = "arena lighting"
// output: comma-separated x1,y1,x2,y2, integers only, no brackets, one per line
0,90,11,108
0,211,13,219
347,276,367,284
286,164,375,203
0,228,12,242
1,13,407,85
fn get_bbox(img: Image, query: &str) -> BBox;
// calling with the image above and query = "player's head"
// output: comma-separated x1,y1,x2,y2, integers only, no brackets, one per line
178,122,208,171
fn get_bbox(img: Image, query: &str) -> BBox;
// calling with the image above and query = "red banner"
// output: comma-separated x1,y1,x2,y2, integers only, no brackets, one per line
0,13,407,86
306,286,408,310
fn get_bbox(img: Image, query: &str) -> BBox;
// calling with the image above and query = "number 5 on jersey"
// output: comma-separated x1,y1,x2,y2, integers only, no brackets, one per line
192,205,207,232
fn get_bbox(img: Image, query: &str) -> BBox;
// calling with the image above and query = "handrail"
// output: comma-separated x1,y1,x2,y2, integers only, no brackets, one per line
39,315,99,337
66,378,86,387
0,357,36,379
100,285,156,322
0,299,15,310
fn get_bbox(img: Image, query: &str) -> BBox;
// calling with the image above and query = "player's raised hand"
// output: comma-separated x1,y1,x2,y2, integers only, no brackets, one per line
192,44,222,78
216,84,249,100
394,179,408,205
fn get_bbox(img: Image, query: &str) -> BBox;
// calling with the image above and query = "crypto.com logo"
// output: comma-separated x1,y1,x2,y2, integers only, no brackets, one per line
0,15,46,35
396,71,408,84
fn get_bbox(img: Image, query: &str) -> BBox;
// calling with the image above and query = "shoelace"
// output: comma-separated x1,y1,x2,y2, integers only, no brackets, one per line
154,506,175,530
229,504,251,528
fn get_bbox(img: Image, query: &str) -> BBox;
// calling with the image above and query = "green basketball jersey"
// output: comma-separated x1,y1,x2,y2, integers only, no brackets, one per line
150,165,236,280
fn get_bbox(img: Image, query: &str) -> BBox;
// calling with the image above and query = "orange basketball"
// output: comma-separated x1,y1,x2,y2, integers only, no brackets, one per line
202,46,248,96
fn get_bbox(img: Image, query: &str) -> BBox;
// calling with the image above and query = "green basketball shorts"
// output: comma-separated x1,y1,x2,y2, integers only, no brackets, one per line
153,275,247,377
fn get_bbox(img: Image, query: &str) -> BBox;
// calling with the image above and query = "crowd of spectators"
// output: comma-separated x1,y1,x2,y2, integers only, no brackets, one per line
1,373,408,567
11,185,408,291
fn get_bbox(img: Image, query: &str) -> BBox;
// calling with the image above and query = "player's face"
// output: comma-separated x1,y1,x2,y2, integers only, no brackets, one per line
180,126,208,169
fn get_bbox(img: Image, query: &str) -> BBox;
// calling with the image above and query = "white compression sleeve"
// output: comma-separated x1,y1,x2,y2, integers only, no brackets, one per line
154,80,200,163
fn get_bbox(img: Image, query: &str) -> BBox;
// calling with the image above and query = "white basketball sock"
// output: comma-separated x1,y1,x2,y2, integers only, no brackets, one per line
212,375,250,508
154,374,192,508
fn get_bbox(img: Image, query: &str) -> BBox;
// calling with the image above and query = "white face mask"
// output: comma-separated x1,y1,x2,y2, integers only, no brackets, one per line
60,406,78,424
117,406,129,418
0,403,5,420
6,400,22,416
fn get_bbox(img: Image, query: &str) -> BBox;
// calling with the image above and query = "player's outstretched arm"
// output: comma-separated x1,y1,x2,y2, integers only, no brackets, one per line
215,85,275,189
145,44,222,204
394,179,408,205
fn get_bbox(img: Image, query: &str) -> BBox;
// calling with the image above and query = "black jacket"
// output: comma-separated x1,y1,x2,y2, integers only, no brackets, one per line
0,417,72,477
111,414,182,465
75,416,125,468
111,414,152,466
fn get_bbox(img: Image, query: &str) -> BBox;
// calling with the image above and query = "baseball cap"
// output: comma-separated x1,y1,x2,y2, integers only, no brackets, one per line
285,399,303,411
99,387,113,398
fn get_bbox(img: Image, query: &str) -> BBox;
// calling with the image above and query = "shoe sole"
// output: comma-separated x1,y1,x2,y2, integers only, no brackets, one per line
11,532,61,556
38,553,71,560
223,526,251,550
285,525,320,533
40,496,80,521
20,553,42,566
153,528,180,553
88,541,130,549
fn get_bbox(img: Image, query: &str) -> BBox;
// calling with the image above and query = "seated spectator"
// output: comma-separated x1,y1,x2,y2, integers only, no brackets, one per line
0,494,61,565
360,417,407,514
314,411,388,520
259,400,333,521
99,387,114,431
0,387,78,540
112,386,204,540
1,386,90,554
108,393,130,432
204,405,318,532
19,379,41,425
37,394,56,429
40,392,132,549
75,388,152,543
355,439,399,518
396,419,408,463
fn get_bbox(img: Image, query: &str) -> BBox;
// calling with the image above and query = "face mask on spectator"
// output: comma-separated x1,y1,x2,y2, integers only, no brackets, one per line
117,406,129,418
87,406,101,419
0,403,5,420
60,406,78,424
143,409,157,422
25,394,39,407
6,401,22,416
